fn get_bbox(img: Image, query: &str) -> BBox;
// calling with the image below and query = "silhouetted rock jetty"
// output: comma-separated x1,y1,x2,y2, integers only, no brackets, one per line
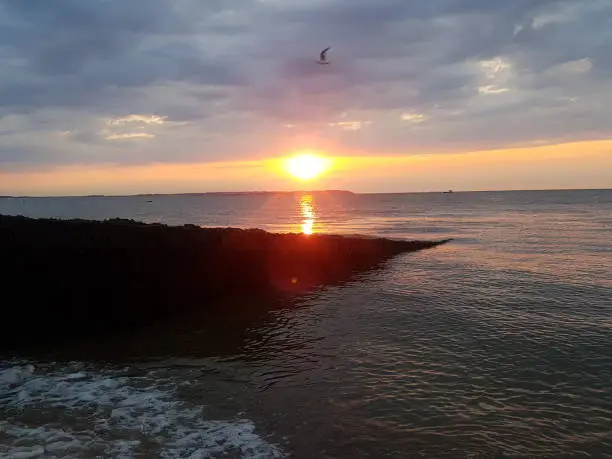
0,214,450,349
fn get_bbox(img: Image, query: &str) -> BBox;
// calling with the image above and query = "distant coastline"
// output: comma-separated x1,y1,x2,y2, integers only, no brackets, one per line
0,190,356,199
134,189,357,197
0,188,610,199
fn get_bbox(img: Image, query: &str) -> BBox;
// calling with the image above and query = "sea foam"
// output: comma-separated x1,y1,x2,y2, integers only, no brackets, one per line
0,361,284,458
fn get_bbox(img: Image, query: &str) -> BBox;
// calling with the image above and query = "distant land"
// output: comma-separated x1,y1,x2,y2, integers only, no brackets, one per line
0,188,610,199
134,190,356,197
0,190,357,199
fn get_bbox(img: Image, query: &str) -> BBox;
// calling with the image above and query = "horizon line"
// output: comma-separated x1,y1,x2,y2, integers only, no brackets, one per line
0,187,610,199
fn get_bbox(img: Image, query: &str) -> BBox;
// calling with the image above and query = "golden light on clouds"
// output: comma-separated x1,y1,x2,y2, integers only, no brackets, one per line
328,120,370,131
104,132,155,140
106,114,168,125
478,56,513,95
401,113,427,123
101,113,168,141
478,85,510,95
480,57,512,77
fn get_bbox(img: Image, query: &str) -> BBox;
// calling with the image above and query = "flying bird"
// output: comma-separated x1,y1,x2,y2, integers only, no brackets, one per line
317,47,331,64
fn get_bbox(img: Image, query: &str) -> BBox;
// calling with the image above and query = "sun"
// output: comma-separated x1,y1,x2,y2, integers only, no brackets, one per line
284,153,332,181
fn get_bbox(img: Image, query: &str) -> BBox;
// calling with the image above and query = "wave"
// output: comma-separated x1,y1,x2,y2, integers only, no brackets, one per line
0,361,285,458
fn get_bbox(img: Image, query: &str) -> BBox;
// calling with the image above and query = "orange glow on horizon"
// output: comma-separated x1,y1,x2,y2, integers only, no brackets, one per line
1,139,611,196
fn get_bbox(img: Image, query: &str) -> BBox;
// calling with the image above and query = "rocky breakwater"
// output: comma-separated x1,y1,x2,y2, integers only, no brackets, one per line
0,214,450,349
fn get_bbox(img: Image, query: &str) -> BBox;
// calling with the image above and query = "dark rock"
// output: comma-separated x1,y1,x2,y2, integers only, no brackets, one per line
0,214,450,350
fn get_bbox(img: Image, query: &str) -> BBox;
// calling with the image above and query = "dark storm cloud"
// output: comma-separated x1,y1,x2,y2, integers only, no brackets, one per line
0,0,611,167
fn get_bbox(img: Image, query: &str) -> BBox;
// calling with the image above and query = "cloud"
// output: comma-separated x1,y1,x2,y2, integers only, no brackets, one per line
107,115,168,126
401,113,428,123
329,120,370,131
478,85,510,95
1,0,612,170
103,132,156,141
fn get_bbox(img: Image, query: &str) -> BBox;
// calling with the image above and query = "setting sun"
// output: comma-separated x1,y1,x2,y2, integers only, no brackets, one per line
284,153,332,181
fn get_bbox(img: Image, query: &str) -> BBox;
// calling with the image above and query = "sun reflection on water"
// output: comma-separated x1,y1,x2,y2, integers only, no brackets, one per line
299,194,316,235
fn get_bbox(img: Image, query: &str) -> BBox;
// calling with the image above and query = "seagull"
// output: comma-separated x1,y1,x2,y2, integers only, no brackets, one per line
317,47,331,64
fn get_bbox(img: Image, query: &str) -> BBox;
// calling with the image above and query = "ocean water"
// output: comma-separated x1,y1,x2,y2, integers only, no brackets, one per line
1,189,611,458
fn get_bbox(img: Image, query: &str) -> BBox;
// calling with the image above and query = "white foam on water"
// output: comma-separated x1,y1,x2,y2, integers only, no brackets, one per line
0,360,285,458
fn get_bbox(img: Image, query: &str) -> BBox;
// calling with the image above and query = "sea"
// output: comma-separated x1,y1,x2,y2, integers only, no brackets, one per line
1,189,611,458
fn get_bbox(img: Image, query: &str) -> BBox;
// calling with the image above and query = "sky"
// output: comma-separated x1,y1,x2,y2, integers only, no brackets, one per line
1,0,611,195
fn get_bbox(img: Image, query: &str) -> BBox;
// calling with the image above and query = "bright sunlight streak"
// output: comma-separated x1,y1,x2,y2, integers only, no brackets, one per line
300,194,316,235
284,152,332,181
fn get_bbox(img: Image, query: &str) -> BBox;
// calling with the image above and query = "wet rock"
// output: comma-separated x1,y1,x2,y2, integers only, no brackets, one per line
0,214,450,349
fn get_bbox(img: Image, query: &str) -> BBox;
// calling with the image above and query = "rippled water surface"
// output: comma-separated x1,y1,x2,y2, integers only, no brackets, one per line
1,189,611,458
